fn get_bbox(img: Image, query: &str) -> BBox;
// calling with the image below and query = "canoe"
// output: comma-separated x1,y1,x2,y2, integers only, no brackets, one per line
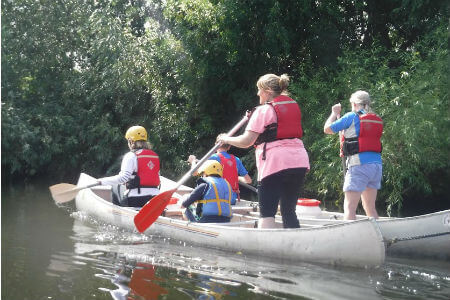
74,173,385,268
161,175,450,260
294,207,450,260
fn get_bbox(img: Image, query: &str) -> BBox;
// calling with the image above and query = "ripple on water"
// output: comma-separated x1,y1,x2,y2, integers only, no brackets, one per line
376,260,450,300
54,215,450,300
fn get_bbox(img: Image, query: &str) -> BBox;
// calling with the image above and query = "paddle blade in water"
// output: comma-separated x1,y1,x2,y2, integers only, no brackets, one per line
134,189,176,233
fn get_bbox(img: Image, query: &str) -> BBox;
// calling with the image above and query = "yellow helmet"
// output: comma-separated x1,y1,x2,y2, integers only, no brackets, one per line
198,160,223,177
125,126,148,141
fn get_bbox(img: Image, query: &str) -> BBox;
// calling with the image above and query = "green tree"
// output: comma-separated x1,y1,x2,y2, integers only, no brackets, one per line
2,0,448,215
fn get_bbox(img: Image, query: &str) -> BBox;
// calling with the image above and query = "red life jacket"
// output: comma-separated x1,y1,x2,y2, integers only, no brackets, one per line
217,153,239,193
135,149,161,187
254,95,303,145
343,112,383,156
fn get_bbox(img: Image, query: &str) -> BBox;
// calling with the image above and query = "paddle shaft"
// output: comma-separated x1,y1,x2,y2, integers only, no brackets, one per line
173,115,249,192
337,113,347,176
72,182,100,192
239,181,258,193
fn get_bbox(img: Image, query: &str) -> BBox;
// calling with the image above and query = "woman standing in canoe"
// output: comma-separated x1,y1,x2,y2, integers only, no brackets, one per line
323,91,383,220
98,125,161,207
217,73,310,228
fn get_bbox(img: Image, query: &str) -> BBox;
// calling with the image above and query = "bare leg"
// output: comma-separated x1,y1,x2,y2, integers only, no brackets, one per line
258,217,276,228
344,191,362,220
361,188,379,218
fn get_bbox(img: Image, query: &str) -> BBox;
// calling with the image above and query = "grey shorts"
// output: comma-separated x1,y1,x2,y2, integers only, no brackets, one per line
343,163,382,192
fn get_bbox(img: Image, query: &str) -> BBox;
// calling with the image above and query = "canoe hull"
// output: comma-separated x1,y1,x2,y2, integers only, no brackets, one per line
294,209,450,260
75,173,385,267
377,212,450,259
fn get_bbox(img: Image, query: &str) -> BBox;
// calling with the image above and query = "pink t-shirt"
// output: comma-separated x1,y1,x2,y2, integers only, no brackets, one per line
246,104,310,181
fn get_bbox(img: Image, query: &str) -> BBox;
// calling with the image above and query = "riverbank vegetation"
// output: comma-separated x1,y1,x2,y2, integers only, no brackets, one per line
2,0,449,215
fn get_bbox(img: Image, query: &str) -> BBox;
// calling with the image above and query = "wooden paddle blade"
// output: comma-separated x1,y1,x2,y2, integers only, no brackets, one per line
134,189,176,233
49,182,100,204
49,183,78,203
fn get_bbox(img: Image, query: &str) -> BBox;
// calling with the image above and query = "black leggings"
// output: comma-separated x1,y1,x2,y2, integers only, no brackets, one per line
258,168,307,228
111,185,155,207
126,195,155,207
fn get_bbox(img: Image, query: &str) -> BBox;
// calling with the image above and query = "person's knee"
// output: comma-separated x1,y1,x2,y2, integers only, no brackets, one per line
345,191,361,203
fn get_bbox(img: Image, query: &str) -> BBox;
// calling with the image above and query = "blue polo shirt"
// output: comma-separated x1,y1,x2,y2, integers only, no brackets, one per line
330,111,382,166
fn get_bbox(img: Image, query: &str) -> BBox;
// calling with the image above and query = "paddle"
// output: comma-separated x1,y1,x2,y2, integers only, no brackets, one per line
239,181,258,193
134,115,250,233
49,182,100,204
337,113,347,176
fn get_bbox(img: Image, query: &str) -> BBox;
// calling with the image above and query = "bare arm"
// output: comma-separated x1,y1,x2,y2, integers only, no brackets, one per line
218,130,259,149
324,113,338,134
324,103,342,134
239,174,252,184
187,155,200,176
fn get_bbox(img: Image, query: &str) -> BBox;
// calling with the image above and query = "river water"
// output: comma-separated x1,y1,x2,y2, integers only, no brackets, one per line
2,183,449,300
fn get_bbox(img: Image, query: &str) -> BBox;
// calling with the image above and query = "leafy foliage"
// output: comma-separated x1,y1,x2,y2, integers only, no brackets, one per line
2,0,448,214
291,22,449,215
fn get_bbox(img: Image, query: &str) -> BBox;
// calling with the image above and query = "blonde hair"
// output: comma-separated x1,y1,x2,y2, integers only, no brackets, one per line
256,73,290,96
350,90,372,112
130,140,152,151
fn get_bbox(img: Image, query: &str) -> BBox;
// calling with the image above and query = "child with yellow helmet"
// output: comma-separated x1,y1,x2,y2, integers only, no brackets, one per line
181,160,233,223
188,139,252,205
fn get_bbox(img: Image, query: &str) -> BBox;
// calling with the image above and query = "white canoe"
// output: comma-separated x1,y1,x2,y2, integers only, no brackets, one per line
299,210,450,260
74,173,385,268
162,175,450,260
288,203,450,260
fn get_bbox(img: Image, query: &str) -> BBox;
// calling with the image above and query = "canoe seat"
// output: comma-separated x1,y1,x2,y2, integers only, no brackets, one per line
92,186,112,202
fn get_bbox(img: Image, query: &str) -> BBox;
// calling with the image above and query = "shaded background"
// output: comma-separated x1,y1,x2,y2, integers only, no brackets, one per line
2,0,449,216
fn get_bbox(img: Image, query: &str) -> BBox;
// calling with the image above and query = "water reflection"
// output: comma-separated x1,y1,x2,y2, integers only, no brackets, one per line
3,183,450,300
41,211,450,300
67,218,246,300
129,264,168,299
93,262,169,300
65,216,381,300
